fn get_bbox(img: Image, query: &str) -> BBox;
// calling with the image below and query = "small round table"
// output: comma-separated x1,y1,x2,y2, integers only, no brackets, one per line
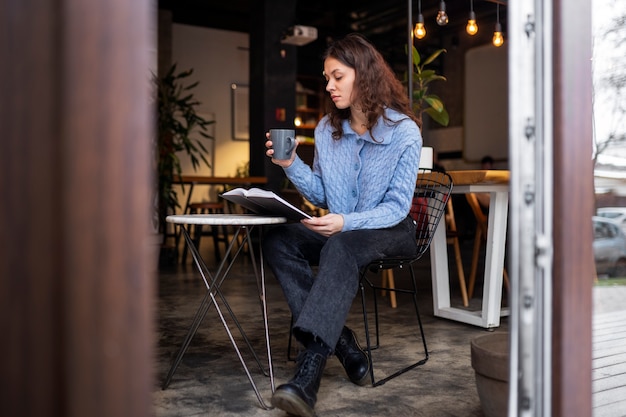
163,214,288,409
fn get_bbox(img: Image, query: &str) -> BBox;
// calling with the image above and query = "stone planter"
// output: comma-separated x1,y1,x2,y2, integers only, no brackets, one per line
470,332,509,417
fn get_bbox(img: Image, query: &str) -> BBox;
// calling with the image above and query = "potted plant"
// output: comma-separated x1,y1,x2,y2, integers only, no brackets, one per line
408,46,449,128
155,63,214,256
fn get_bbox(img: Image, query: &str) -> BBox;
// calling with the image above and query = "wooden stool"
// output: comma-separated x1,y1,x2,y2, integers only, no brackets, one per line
445,199,469,307
181,201,229,263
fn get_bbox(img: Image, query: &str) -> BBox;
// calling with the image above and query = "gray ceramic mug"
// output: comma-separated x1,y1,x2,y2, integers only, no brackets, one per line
270,129,296,160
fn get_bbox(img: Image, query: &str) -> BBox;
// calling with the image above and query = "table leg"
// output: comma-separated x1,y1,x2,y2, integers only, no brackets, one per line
208,281,273,409
163,227,252,388
191,227,269,375
246,226,275,393
161,288,211,390
481,190,509,327
430,220,452,313
259,229,275,393
430,187,509,328
162,225,274,409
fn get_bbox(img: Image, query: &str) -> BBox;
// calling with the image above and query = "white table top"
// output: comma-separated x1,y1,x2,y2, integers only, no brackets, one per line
166,213,288,226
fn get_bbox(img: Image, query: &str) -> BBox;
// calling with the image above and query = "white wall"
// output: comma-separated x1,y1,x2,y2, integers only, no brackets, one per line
421,43,509,172
464,43,509,162
172,24,250,202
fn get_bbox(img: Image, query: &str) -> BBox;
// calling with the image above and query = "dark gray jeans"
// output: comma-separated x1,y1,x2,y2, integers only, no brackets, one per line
263,215,418,352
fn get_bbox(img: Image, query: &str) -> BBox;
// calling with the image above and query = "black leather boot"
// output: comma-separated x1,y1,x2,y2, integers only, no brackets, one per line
335,326,370,386
271,349,327,417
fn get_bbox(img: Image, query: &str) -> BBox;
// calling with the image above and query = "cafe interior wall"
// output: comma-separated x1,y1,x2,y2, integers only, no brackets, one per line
429,44,509,171
169,23,250,204
160,11,510,209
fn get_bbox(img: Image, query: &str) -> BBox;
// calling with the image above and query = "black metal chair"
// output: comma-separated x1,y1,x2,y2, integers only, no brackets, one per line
359,168,453,386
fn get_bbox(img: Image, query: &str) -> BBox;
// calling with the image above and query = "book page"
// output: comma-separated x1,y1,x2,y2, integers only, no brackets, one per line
243,188,279,198
221,187,312,220
220,188,268,214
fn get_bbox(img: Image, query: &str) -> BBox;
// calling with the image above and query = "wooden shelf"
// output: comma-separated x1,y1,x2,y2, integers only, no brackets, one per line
296,75,324,140
296,107,320,113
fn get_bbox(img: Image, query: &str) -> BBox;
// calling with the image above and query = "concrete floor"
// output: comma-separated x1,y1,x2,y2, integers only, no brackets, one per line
153,235,505,417
152,234,626,417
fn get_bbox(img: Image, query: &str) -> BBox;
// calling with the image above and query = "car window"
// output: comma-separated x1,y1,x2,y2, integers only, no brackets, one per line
593,221,619,239
608,223,619,237
594,222,608,239
598,212,620,219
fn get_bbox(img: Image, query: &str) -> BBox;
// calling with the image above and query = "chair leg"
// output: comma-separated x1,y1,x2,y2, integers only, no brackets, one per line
380,271,387,296
386,270,397,308
189,212,208,263
286,315,298,361
503,268,510,292
360,273,381,350
445,199,469,306
408,267,429,362
468,226,483,299
193,224,204,253
380,269,397,308
359,278,376,386
209,223,222,263
181,206,229,264
360,265,428,387
211,223,233,264
180,207,199,264
468,227,509,300
451,237,469,307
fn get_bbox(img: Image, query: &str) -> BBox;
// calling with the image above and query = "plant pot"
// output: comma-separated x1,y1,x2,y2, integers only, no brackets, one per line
470,332,509,417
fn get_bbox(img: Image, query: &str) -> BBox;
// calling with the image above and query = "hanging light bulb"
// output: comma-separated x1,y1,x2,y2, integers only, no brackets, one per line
466,0,478,35
414,13,426,39
413,0,426,40
493,22,504,46
492,4,504,47
436,1,448,26
466,12,478,35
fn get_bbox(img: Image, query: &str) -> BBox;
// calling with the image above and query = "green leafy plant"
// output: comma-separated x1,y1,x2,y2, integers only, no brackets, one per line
155,63,214,234
408,46,449,127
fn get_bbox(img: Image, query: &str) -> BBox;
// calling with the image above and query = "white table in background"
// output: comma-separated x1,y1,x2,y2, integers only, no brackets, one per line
429,170,510,329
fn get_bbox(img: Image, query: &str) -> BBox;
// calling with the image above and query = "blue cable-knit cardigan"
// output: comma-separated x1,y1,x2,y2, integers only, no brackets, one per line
283,107,422,232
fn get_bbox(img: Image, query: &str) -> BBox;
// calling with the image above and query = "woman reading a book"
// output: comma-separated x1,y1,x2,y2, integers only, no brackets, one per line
264,33,422,417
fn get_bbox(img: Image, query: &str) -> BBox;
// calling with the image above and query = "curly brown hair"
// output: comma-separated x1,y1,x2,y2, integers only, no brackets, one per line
322,33,420,140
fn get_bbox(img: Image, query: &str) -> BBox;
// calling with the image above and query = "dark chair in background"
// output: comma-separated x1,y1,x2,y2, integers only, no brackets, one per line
181,201,229,264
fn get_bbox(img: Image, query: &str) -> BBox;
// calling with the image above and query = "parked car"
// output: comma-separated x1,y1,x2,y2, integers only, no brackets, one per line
593,216,626,278
596,207,626,235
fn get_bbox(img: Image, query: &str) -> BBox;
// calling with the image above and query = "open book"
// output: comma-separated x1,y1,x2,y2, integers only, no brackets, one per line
221,188,312,221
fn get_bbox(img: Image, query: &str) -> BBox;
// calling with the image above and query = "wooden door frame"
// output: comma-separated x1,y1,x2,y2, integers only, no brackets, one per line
1,1,155,416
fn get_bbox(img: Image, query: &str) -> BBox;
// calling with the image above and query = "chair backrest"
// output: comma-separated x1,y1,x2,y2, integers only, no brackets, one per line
409,169,454,260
